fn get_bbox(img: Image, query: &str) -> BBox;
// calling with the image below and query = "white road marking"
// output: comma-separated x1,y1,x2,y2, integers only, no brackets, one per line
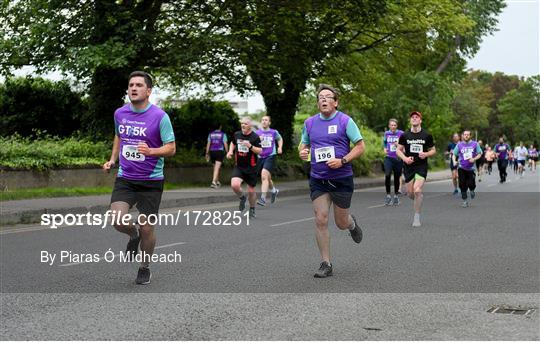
270,217,314,227
58,242,186,267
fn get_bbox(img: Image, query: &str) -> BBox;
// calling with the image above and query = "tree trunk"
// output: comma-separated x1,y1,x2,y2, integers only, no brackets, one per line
85,66,129,139
263,84,301,151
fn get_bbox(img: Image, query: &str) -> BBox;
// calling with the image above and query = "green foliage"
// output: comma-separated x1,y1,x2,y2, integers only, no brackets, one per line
351,126,386,176
0,135,110,171
165,99,239,151
497,76,540,145
0,77,86,137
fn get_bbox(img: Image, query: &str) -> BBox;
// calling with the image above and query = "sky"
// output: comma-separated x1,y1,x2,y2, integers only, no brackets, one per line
465,0,539,78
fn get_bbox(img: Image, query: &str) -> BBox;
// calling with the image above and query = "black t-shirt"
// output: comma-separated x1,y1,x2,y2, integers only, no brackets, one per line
233,130,261,171
398,128,434,168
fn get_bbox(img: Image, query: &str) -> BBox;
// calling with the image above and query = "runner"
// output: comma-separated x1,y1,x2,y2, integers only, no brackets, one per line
255,115,283,206
205,125,228,188
528,144,537,171
452,130,482,208
484,145,495,175
514,142,528,177
511,146,518,174
226,117,262,218
396,111,436,227
382,118,404,205
102,71,176,285
299,84,364,278
494,137,510,183
445,133,461,195
475,140,485,182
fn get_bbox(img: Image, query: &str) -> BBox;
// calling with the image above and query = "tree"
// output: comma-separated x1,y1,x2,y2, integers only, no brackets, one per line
497,76,540,145
0,0,214,138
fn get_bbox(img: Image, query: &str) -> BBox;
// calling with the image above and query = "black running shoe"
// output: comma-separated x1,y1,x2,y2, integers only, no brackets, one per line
135,267,151,285
314,261,333,278
249,207,256,218
239,195,247,212
349,214,363,243
125,234,141,262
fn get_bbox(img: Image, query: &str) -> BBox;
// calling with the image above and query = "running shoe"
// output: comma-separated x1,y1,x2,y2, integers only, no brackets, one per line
125,233,141,262
453,189,459,196
249,207,256,218
392,195,400,206
271,188,279,203
216,181,221,188
135,267,151,285
239,195,247,212
384,195,392,206
349,214,363,243
470,191,475,199
314,261,333,278
461,200,469,208
210,182,218,188
412,215,421,227
257,197,266,206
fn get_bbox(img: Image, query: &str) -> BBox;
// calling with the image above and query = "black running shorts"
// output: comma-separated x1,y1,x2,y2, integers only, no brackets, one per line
110,177,164,216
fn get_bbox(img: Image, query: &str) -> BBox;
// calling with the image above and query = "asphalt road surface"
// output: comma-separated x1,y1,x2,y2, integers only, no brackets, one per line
1,167,539,340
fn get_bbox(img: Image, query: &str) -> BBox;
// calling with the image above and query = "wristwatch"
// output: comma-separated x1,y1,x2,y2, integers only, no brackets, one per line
341,157,349,164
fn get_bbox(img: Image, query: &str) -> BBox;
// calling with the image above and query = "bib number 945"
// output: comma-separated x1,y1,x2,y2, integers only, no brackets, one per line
123,145,145,161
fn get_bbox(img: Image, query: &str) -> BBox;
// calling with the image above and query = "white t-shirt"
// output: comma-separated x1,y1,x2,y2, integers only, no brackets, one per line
515,146,528,161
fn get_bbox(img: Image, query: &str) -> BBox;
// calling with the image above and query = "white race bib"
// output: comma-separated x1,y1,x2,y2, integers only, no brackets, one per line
237,140,249,153
463,151,473,160
261,137,272,148
122,145,145,162
390,144,397,152
314,146,335,163
410,144,423,153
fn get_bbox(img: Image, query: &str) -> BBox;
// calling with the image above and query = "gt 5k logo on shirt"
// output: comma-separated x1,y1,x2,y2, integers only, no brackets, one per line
118,125,147,137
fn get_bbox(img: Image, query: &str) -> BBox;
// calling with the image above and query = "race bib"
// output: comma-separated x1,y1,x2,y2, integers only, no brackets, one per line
314,146,335,163
261,137,272,148
410,144,422,153
463,151,473,160
390,144,397,152
122,145,145,162
237,140,249,153
499,146,506,151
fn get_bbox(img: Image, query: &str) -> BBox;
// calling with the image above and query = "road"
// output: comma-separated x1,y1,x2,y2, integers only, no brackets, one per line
1,167,539,340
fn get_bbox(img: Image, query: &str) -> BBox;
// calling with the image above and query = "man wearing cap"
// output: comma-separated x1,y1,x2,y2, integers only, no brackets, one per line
396,111,436,227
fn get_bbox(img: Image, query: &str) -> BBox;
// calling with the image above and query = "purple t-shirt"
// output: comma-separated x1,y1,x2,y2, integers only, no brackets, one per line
453,140,481,171
305,112,353,179
529,148,538,158
114,104,175,181
494,143,510,160
383,129,404,159
208,130,226,151
255,128,280,158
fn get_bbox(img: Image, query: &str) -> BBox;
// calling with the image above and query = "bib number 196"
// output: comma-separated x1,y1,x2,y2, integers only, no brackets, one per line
314,146,335,163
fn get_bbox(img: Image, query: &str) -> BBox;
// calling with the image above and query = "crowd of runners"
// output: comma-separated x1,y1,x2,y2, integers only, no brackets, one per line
102,71,537,284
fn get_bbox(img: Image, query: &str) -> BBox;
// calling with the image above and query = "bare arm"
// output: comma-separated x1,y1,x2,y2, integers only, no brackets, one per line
102,135,120,173
138,141,176,157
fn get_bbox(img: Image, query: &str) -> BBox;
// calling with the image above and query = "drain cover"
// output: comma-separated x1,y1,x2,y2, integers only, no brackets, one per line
487,305,536,315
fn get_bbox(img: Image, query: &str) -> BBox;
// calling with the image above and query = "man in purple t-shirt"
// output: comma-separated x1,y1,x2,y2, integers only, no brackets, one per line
299,84,365,278
494,137,510,183
205,125,228,188
452,130,482,208
102,71,176,285
382,118,404,206
255,115,283,206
